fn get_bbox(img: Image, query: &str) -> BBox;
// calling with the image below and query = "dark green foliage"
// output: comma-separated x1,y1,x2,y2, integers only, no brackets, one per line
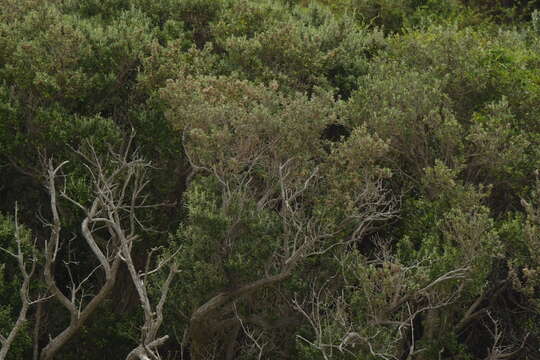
58,300,140,360
1,0,540,359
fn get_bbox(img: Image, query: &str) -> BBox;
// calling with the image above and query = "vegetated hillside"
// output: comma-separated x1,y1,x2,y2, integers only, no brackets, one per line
1,0,540,359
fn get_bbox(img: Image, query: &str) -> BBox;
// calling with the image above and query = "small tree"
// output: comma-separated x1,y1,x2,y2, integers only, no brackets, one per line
162,76,395,359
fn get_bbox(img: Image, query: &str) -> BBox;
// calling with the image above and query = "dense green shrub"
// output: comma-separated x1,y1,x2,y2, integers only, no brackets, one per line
1,0,540,359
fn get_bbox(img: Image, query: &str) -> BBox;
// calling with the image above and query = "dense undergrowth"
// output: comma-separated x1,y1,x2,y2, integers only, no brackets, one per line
1,0,540,359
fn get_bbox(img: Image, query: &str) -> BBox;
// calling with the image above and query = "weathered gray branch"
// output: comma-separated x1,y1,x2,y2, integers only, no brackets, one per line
0,205,44,360
39,142,154,360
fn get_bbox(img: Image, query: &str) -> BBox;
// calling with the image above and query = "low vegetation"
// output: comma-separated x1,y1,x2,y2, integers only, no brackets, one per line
1,0,540,359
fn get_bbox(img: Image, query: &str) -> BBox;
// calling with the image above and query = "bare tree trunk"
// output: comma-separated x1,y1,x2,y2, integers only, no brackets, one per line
0,297,30,360
126,336,170,360
0,205,41,360
123,253,177,360
187,270,292,360
39,258,120,360
0,301,29,360
32,301,43,360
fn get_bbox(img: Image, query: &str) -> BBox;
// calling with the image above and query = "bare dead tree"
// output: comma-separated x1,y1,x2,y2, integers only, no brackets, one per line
71,140,181,360
124,248,179,360
0,204,48,360
38,139,162,360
